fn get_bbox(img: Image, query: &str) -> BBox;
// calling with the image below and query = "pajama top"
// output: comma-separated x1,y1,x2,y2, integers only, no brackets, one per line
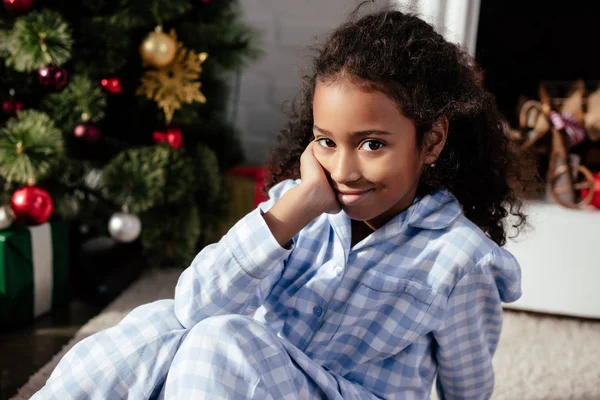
173,179,522,399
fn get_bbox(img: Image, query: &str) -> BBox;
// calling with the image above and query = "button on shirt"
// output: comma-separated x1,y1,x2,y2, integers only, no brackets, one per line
173,179,522,399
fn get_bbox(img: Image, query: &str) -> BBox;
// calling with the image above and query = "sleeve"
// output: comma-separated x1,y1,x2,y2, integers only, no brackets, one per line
173,179,301,328
433,247,522,400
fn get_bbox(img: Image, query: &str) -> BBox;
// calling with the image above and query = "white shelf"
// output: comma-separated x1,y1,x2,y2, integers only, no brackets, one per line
503,201,600,319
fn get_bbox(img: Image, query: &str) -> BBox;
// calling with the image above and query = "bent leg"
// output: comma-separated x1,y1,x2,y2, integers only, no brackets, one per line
164,315,325,399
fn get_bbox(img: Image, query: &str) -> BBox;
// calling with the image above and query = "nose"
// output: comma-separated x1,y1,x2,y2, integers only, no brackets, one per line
329,149,361,184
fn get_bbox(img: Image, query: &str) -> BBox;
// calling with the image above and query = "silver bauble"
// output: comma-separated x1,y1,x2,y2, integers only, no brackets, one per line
0,205,15,230
108,212,141,243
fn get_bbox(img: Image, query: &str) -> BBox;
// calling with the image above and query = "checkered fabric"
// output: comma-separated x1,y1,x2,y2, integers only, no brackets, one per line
32,179,521,399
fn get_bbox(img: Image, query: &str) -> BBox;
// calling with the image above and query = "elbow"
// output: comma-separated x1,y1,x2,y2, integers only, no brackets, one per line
173,267,201,329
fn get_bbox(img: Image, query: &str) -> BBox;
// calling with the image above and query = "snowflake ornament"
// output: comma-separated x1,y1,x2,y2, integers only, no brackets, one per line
137,30,207,124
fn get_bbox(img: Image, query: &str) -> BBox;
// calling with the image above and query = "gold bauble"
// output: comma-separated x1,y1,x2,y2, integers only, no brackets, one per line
140,28,177,68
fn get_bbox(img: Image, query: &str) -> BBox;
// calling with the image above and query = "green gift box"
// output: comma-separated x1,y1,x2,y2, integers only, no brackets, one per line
0,220,70,330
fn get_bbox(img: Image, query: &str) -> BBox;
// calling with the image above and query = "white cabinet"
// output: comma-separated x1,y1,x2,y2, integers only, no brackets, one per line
504,202,600,319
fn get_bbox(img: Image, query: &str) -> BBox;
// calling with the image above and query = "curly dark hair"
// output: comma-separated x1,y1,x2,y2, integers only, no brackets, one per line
266,4,535,246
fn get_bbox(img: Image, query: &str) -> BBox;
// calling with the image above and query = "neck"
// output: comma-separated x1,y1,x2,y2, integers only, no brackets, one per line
351,219,376,247
363,220,377,231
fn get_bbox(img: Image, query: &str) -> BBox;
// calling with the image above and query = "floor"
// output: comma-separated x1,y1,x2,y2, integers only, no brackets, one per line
0,300,105,400
12,268,600,400
0,239,147,400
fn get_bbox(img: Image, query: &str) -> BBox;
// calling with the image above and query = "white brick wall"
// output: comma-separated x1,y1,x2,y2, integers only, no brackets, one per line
234,0,378,163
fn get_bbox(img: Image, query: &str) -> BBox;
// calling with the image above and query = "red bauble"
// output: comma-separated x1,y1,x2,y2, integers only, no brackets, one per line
101,77,122,94
581,172,600,210
38,66,54,87
166,128,182,149
153,127,182,149
53,67,68,90
3,0,35,12
74,123,101,143
38,66,68,91
2,99,23,115
11,186,54,225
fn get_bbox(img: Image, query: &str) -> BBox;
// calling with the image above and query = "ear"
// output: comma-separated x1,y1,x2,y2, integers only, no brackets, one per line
422,117,448,164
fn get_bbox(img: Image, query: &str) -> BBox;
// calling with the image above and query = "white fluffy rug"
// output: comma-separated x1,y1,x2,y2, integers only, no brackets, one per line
12,269,600,400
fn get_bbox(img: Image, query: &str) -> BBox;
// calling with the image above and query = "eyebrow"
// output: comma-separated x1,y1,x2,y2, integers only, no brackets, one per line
313,125,392,138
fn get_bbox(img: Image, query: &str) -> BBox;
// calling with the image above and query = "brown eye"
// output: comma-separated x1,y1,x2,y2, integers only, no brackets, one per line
316,138,336,148
359,140,384,151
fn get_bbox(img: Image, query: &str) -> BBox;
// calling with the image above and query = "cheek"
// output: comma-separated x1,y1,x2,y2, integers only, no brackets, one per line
312,147,331,173
361,156,407,183
362,153,422,188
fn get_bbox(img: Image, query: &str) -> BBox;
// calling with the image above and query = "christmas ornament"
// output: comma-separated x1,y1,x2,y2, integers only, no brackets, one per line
108,212,142,243
101,77,122,94
74,123,101,143
137,30,207,124
10,186,54,225
153,127,183,149
549,111,586,147
2,98,23,115
38,66,68,91
38,66,54,87
0,205,15,230
581,172,600,210
140,26,177,68
3,0,35,12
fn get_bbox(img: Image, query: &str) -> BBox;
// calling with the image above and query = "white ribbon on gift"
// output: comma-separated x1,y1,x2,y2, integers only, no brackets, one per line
28,223,53,317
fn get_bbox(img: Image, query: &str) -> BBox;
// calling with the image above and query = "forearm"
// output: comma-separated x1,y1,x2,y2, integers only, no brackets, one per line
262,184,326,247
174,207,293,328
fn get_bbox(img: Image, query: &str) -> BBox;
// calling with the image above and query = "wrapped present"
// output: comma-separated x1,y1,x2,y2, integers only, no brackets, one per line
225,166,268,208
0,220,70,330
213,166,268,240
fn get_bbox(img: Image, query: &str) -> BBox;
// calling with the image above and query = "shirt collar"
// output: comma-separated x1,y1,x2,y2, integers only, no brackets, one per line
405,188,462,230
327,189,463,251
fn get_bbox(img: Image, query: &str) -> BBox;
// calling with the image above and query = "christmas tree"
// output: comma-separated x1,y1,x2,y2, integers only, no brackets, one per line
0,0,260,267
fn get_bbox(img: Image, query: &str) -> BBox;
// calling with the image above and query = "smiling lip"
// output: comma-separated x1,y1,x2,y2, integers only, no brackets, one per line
336,189,373,206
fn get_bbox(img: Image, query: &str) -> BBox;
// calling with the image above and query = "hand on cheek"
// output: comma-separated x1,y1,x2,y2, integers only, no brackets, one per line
300,142,341,214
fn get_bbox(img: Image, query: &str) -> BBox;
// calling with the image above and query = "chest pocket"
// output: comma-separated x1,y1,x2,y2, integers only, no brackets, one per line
331,268,436,365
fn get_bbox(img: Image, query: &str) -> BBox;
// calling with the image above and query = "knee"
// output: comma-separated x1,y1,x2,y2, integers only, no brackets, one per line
184,314,254,343
183,314,283,359
120,299,184,332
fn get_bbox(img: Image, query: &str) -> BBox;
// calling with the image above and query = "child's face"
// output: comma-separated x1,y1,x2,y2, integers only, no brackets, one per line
312,78,427,229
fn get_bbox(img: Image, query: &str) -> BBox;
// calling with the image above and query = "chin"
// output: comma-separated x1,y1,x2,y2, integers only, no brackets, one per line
342,206,381,222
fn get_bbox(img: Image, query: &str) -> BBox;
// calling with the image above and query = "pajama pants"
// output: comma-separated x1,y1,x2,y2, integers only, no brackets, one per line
31,300,374,399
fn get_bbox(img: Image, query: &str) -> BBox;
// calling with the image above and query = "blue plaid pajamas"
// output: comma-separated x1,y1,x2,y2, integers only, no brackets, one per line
33,179,521,399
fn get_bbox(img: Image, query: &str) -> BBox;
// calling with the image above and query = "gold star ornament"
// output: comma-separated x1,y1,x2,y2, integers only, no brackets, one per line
137,30,207,124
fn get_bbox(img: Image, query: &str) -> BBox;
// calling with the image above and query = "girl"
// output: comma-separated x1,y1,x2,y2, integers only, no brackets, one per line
33,5,530,400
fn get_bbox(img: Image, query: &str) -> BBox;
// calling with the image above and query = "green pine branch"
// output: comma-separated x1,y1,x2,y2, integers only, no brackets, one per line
102,145,197,214
108,0,193,29
41,74,107,131
194,144,221,209
140,199,201,268
5,9,73,72
75,18,132,75
0,29,10,58
0,110,64,185
179,7,263,71
163,146,197,206
0,0,260,266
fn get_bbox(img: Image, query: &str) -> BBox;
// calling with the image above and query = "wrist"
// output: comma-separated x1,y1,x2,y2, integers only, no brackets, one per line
294,183,329,218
